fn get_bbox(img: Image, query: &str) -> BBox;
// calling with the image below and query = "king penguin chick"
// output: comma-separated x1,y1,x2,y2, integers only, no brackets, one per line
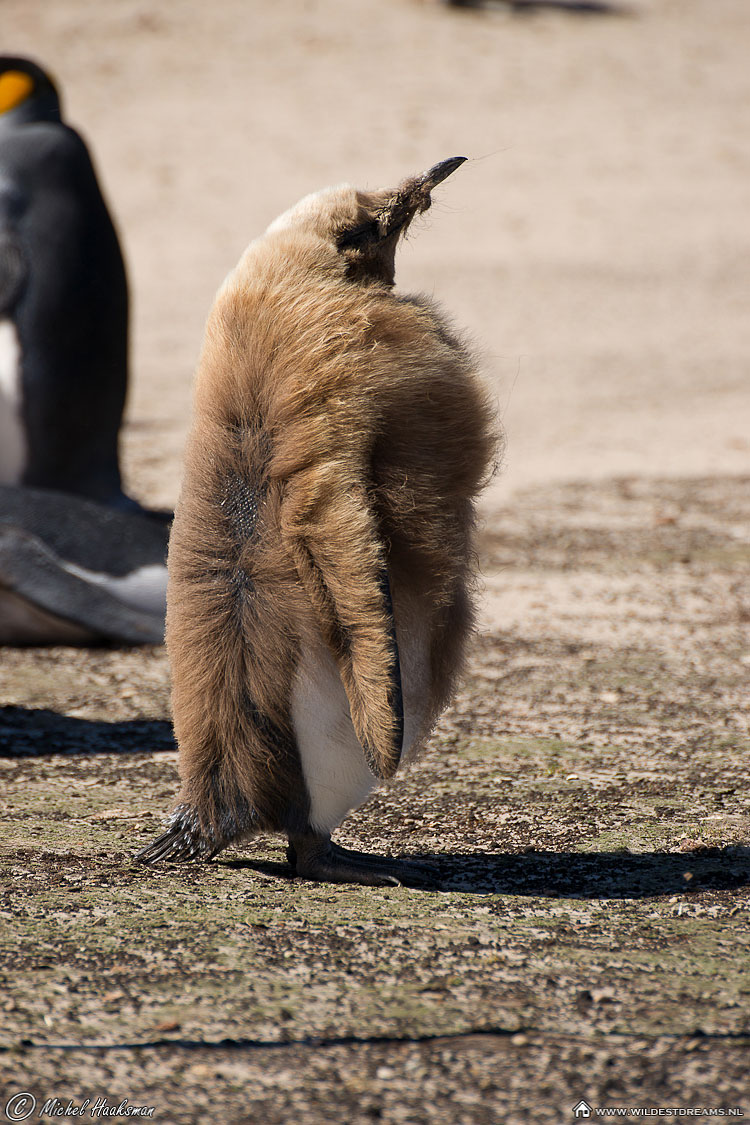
0,56,136,510
137,158,497,885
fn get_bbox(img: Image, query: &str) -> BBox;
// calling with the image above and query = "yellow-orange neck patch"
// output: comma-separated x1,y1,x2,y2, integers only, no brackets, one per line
0,70,35,114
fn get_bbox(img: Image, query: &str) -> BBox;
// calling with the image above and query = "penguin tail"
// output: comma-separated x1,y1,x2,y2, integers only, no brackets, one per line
135,768,262,865
134,804,224,864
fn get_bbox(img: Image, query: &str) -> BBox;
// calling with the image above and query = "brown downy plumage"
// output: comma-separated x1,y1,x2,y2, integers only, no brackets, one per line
137,157,498,884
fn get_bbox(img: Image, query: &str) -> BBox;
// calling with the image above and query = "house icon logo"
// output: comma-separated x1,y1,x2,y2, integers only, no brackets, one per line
572,1101,592,1119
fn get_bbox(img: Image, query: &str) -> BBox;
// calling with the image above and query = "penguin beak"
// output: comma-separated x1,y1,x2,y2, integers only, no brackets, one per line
0,70,35,114
377,156,468,241
416,156,468,193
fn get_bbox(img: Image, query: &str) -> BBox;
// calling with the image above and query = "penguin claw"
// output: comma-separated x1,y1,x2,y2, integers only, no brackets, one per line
287,833,437,888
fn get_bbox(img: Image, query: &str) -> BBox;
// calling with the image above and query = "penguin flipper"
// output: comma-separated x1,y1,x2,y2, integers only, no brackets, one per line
282,467,404,780
0,524,165,645
0,227,27,313
0,176,28,312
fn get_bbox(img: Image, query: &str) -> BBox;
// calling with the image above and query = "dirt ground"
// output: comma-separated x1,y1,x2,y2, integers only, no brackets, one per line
1,1,749,1121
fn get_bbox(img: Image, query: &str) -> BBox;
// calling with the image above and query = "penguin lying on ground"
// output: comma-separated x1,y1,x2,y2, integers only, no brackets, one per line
0,485,168,645
0,56,136,510
137,158,497,884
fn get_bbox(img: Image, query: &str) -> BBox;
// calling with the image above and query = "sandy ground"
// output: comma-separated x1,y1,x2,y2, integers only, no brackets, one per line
1,0,750,1121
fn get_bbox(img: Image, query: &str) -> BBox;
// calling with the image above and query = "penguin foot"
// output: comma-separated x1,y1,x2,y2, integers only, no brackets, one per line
287,833,436,887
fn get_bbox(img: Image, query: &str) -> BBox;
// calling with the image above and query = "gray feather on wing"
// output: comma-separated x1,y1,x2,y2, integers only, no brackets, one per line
0,231,26,313
0,179,27,313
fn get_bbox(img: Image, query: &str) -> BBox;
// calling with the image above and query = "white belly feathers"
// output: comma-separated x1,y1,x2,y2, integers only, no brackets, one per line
292,605,431,834
0,319,25,483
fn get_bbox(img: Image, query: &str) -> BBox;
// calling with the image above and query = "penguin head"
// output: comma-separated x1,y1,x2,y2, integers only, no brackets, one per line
266,157,467,287
0,56,61,126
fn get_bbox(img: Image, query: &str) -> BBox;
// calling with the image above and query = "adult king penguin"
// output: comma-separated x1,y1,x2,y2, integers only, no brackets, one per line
0,56,132,508
137,158,497,884
0,57,171,645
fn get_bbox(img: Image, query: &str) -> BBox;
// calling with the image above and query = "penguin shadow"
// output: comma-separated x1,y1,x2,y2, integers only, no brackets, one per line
0,705,175,757
225,846,750,897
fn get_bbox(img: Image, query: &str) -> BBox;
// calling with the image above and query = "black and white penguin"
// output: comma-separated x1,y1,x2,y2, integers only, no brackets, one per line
0,485,168,645
137,158,497,884
0,56,133,509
